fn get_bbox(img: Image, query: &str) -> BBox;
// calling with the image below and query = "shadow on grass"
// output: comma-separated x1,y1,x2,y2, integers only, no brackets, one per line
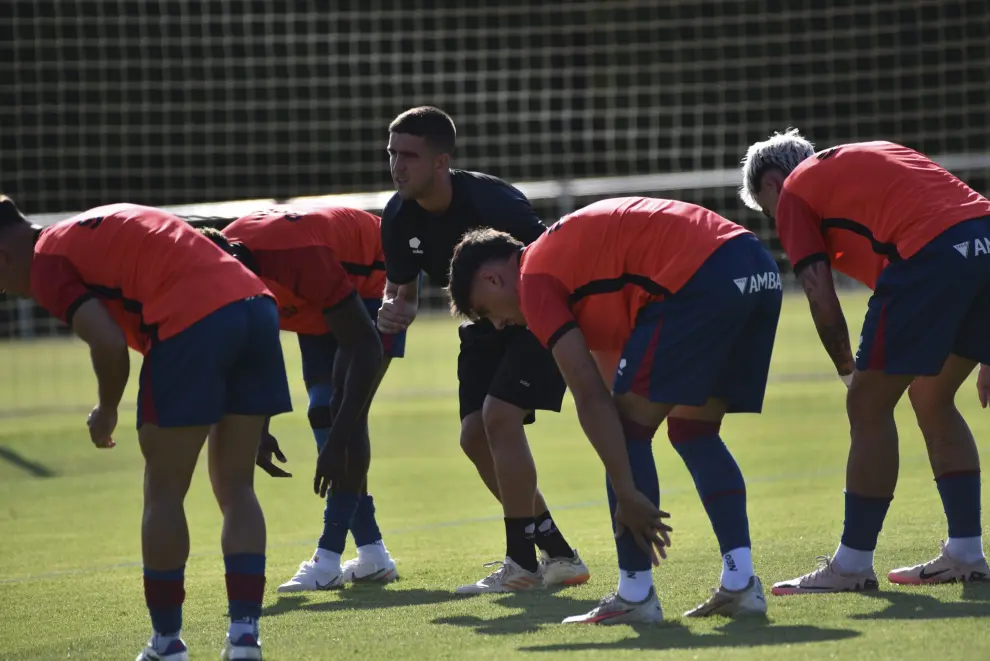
433,591,604,635
264,585,464,617
852,583,990,621
0,445,57,478
518,618,860,653
433,591,859,650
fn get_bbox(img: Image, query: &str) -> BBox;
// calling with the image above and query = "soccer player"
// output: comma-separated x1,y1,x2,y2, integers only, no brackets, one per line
0,198,292,661
200,204,404,590
740,131,990,594
377,106,590,593
447,196,780,623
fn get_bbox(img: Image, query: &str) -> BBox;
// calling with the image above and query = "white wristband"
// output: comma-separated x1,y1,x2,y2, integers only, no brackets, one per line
840,372,853,388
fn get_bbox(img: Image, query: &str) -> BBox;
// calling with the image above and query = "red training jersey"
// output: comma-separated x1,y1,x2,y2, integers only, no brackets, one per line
31,203,268,354
222,205,386,335
776,141,990,289
519,197,751,351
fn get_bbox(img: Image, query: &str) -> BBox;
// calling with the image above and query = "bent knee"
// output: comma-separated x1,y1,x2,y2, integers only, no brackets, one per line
481,397,527,440
908,380,957,418
213,484,258,513
460,412,488,457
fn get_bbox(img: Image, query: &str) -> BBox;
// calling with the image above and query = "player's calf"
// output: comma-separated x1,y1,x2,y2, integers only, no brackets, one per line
210,415,270,658
459,412,503,500
667,417,758,595
138,424,210,660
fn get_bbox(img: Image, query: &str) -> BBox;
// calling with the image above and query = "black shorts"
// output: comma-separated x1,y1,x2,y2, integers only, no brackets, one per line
457,321,567,425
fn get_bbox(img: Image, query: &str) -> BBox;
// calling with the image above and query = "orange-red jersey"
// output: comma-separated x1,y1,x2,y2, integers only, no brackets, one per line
519,197,751,351
221,205,385,335
31,203,268,354
777,141,990,289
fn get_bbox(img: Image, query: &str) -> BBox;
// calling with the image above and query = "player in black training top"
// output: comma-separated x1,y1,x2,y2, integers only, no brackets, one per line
378,106,590,593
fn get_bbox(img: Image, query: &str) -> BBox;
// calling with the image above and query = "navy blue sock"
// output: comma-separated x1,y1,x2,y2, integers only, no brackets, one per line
224,554,265,621
319,491,361,553
351,494,384,547
143,566,184,635
936,471,982,538
668,419,751,554
607,419,660,572
840,491,893,551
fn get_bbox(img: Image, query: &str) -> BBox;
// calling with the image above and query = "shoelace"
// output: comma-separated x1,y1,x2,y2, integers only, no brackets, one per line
481,560,509,581
805,554,834,580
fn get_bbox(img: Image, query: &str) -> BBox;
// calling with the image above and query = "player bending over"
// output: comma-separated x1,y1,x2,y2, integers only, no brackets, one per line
201,204,403,590
741,131,990,594
377,106,589,593
0,198,292,661
448,196,779,624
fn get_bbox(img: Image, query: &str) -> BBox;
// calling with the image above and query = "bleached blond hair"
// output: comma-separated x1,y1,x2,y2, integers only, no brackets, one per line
739,128,816,211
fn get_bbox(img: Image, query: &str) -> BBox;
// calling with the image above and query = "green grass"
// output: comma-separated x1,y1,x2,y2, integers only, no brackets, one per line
2,291,989,660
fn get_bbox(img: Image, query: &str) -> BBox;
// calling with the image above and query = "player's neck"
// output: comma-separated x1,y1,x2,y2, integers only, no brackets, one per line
416,171,453,215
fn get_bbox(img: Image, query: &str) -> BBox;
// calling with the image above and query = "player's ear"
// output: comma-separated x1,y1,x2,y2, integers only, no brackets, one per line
435,151,450,172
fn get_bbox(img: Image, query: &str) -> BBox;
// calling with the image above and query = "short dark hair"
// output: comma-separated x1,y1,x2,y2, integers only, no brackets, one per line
0,195,26,229
447,228,523,319
198,226,259,274
389,106,457,155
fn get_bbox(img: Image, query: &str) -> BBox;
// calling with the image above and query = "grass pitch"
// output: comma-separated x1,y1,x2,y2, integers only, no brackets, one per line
2,292,989,660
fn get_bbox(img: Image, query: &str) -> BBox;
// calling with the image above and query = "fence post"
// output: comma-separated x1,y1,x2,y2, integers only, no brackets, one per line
556,180,574,221
16,298,35,339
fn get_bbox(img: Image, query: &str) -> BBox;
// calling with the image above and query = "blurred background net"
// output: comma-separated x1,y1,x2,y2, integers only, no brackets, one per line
1,0,988,416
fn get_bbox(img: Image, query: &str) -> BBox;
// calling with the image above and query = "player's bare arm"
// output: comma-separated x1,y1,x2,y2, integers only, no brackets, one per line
977,364,990,409
798,260,855,378
314,293,385,496
378,278,419,334
71,298,128,447
551,327,672,564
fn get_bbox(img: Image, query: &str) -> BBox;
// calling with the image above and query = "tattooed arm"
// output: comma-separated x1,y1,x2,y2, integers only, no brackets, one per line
797,261,855,377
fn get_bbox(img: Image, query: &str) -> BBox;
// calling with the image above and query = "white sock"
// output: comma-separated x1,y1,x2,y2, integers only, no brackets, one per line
946,536,985,564
312,547,342,571
228,617,258,640
616,569,653,603
720,547,755,591
357,540,389,564
152,631,181,650
832,543,874,573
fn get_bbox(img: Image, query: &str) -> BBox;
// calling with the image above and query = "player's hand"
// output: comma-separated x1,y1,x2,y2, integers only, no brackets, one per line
377,298,415,334
87,405,117,449
613,489,672,566
256,429,291,478
978,364,990,409
313,441,347,498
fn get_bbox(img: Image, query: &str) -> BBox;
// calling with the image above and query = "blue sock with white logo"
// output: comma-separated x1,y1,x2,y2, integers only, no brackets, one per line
608,418,660,602
668,418,755,590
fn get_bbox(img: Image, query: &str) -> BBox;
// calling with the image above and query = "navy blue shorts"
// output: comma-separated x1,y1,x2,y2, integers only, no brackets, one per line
297,297,407,388
613,234,783,413
857,216,990,375
137,296,293,428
